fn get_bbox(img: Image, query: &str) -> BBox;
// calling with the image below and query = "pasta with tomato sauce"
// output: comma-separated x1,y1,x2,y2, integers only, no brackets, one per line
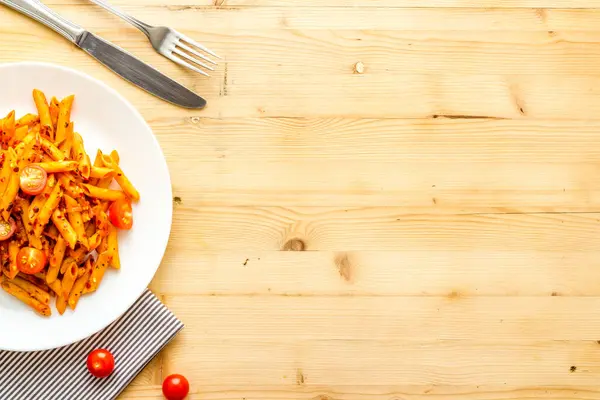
0,89,138,317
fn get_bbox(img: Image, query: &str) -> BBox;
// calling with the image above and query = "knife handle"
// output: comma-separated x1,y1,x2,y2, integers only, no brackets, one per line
0,0,85,43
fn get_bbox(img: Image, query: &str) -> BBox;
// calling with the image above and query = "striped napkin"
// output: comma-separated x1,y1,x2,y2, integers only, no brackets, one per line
0,289,183,400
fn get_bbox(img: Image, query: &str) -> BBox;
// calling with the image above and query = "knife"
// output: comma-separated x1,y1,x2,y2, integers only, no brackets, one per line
0,0,207,109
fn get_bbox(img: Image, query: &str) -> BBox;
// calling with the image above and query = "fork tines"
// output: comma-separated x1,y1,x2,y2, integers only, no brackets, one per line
169,34,220,77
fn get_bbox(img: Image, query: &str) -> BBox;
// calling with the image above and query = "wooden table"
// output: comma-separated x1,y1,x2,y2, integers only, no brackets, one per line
6,0,600,398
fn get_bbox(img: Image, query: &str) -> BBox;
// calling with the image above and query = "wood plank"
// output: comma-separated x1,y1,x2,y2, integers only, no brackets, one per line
154,118,600,162
51,7,600,32
44,0,600,8
14,28,600,77
150,250,600,297
6,8,600,118
165,207,600,251
120,385,600,400
160,337,600,385
166,161,600,208
164,295,600,341
8,15,600,78
69,71,600,119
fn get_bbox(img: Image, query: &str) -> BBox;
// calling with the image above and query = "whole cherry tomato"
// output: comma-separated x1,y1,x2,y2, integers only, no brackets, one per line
162,374,189,400
108,198,133,230
87,348,115,378
16,247,47,274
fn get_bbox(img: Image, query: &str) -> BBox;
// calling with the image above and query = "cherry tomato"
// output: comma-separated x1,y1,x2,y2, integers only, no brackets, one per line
0,218,16,241
108,198,133,230
16,247,47,275
19,165,47,196
87,349,115,378
162,374,189,400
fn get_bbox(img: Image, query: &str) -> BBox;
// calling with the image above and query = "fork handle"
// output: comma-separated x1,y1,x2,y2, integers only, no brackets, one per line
0,0,85,43
88,0,152,38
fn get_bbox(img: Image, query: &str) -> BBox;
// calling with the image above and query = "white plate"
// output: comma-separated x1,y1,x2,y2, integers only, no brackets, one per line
0,62,172,351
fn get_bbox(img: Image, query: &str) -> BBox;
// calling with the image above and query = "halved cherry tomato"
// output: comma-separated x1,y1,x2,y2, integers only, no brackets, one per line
87,348,115,378
20,165,47,196
162,374,189,400
16,247,47,275
108,198,133,230
0,218,16,241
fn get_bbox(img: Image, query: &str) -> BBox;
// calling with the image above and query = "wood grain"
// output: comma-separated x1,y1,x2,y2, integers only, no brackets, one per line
158,338,600,386
165,207,600,251
122,385,600,400
8,7,600,119
162,295,600,341
43,0,600,8
1,0,599,398
150,250,600,296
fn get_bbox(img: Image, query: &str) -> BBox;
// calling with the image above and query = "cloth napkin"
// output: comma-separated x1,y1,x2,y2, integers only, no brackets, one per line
0,289,183,400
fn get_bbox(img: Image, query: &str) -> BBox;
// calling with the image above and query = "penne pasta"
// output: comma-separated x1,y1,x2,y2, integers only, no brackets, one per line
107,223,120,269
1,110,15,146
40,137,65,161
49,96,59,134
47,235,67,284
34,160,78,173
60,258,77,300
81,184,127,202
68,246,87,264
33,89,53,139
55,95,74,145
12,275,50,306
87,233,102,252
95,150,113,189
89,166,114,180
24,134,65,161
83,252,109,294
0,90,139,317
16,198,42,250
29,174,56,223
6,241,20,280
72,132,91,178
55,292,67,315
57,172,81,198
110,150,120,164
33,183,62,237
79,153,91,179
0,167,20,221
2,280,51,316
0,149,13,196
13,125,28,143
58,121,73,155
47,279,61,297
72,132,85,161
51,209,77,249
16,113,39,128
101,155,139,201
64,195,87,249
68,259,92,310
90,149,103,186
19,273,50,294
17,134,39,169
97,235,108,254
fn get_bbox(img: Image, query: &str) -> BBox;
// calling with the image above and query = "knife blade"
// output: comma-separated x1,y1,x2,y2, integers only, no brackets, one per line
0,0,206,109
78,32,206,109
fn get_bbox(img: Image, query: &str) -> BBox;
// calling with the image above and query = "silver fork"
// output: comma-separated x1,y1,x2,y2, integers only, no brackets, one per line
88,0,219,76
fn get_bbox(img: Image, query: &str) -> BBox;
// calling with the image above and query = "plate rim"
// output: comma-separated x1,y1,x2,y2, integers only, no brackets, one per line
0,61,173,352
